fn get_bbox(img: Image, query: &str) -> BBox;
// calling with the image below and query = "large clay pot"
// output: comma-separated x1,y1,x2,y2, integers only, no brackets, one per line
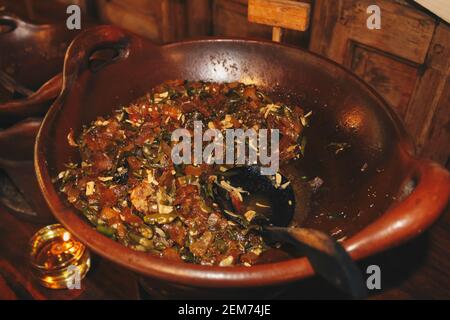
35,26,450,298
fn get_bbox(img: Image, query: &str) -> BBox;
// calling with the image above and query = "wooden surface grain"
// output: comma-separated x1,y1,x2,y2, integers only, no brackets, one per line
0,201,448,299
248,0,310,32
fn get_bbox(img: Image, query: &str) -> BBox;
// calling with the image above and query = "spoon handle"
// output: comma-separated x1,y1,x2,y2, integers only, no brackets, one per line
265,226,367,299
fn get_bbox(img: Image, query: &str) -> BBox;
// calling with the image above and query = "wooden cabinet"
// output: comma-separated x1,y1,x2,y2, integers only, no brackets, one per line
309,0,449,165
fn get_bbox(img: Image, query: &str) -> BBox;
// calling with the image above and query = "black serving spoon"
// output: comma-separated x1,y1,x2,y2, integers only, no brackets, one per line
212,166,367,299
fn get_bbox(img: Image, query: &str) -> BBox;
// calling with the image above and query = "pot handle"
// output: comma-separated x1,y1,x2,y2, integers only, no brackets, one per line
0,15,23,34
0,118,42,161
345,158,450,259
0,74,62,121
62,26,139,83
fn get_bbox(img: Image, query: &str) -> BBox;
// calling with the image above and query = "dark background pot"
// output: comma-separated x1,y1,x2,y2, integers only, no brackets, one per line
35,26,450,296
0,15,82,125
0,16,84,222
0,118,54,223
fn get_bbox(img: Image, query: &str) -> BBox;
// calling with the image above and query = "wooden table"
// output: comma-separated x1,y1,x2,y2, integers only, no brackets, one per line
0,200,448,299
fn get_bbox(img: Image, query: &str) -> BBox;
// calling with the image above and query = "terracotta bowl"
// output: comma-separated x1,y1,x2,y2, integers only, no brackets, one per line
35,26,450,297
0,15,81,126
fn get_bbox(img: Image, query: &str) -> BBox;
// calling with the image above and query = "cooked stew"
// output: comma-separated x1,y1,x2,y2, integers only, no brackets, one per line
56,80,309,266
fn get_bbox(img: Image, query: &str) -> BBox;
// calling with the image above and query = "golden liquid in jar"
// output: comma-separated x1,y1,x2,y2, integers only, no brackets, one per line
29,224,90,289
35,237,83,270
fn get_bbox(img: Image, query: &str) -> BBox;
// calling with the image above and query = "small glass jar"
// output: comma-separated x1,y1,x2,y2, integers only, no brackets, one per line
29,224,90,289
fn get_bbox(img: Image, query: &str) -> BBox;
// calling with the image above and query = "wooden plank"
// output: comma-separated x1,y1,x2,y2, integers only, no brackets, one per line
404,22,450,164
309,0,340,55
214,0,273,38
186,0,212,37
97,0,209,43
108,0,163,15
248,0,310,31
96,0,160,41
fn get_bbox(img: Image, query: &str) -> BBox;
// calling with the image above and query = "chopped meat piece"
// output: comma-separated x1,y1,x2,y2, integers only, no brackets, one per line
130,181,156,213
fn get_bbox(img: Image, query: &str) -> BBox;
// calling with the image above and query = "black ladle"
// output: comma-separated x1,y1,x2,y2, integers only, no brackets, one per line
212,166,367,299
